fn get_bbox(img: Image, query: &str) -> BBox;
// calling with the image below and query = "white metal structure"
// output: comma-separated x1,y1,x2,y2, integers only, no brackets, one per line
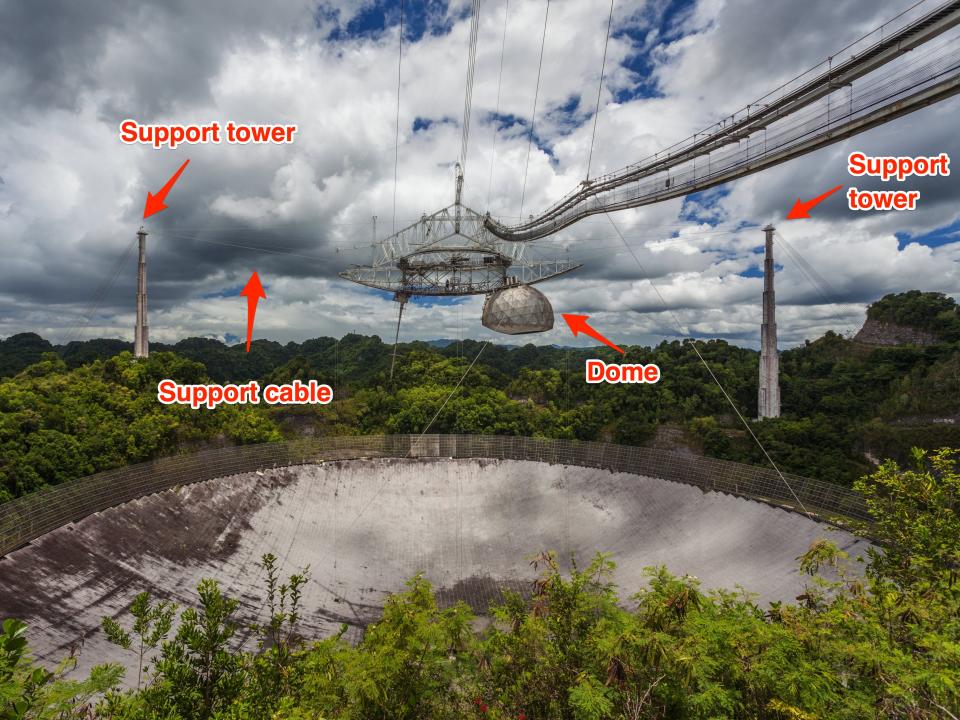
340,173,579,298
485,1,960,241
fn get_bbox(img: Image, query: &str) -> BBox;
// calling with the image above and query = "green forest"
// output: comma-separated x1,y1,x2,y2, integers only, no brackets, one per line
867,290,960,339
1,293,958,502
3,449,958,718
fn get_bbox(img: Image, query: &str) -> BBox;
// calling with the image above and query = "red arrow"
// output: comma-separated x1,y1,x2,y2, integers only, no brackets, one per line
239,271,266,352
561,314,624,354
786,184,843,220
143,159,190,219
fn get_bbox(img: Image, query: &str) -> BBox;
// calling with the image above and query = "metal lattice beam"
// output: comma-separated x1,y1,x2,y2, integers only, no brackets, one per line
340,202,580,296
484,1,960,241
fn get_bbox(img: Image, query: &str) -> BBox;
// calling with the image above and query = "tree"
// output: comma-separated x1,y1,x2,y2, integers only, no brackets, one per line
856,447,960,584
244,554,310,715
101,592,176,690
0,618,122,719
129,579,244,719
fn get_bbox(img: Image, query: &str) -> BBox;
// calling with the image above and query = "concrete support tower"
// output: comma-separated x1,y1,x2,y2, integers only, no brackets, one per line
134,227,149,359
758,224,780,418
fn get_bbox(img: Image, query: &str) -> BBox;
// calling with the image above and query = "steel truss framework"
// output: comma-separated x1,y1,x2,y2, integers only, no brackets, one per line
484,0,960,241
340,202,580,296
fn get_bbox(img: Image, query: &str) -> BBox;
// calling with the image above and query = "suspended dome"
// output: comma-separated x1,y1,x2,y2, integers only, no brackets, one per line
482,283,554,335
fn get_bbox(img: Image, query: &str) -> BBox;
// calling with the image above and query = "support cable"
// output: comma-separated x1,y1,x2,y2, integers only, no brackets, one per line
155,231,332,260
389,297,407,381
343,341,488,532
410,341,487,448
519,0,551,220
152,221,738,265
603,211,812,517
486,0,511,209
392,0,404,235
64,238,138,344
459,0,482,179
775,229,840,304
585,0,615,182
487,2,960,240
776,241,834,306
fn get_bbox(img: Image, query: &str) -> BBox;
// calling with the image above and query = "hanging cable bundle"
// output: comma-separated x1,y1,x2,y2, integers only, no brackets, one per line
392,0,404,235
486,0,511,209
63,238,137,344
519,0,551,220
585,0,615,182
459,0,482,179
775,230,839,305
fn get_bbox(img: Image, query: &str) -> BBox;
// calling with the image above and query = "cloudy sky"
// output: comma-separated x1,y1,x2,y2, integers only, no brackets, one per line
1,0,958,350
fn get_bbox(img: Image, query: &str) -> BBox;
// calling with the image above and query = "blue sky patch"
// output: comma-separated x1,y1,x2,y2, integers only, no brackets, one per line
412,117,433,132
680,187,730,224
895,219,960,251
412,294,469,307
202,285,245,299
326,0,456,42
486,112,525,134
613,0,696,102
364,287,468,307
738,261,782,278
547,94,585,136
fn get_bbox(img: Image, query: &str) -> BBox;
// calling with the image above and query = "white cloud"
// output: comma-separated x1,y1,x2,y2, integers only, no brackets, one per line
0,0,957,352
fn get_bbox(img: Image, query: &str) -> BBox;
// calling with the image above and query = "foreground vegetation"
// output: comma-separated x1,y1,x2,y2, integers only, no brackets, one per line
2,449,958,719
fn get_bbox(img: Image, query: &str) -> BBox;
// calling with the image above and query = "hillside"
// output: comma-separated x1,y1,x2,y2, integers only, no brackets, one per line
1,321,958,502
0,353,279,503
854,290,960,345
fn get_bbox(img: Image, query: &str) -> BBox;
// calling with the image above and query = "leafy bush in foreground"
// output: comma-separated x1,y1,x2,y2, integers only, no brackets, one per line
0,617,121,719
3,449,958,719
